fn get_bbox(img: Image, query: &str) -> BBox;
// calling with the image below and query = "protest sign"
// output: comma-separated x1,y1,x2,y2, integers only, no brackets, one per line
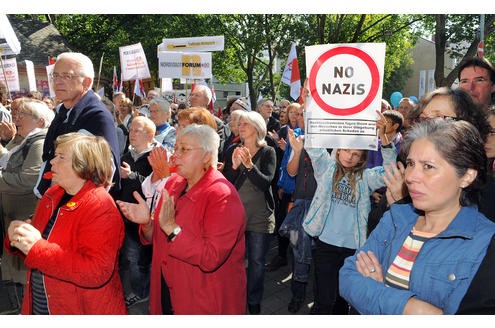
304,43,385,150
158,51,212,79
119,43,151,81
0,57,19,92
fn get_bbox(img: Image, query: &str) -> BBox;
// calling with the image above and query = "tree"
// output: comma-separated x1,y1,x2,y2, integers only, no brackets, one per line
419,14,495,88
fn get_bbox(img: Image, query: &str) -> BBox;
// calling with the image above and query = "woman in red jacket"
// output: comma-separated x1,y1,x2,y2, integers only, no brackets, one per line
5,132,126,314
117,124,246,314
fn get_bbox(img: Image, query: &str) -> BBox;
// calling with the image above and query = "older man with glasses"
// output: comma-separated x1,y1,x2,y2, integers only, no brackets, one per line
34,52,120,198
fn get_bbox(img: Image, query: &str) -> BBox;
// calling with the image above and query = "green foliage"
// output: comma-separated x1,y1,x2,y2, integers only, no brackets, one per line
16,14,491,103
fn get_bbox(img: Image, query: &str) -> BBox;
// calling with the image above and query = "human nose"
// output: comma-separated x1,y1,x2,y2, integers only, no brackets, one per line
404,165,420,185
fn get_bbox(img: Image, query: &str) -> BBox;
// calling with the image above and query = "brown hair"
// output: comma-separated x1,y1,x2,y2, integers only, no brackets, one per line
55,133,113,188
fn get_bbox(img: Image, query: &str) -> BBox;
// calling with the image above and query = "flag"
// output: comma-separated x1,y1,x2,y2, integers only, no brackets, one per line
217,106,222,118
281,43,301,101
112,66,119,93
134,78,146,99
209,83,216,112
48,56,56,65
119,73,123,92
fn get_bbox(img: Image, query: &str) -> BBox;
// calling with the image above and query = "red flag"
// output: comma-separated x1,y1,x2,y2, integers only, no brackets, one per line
209,84,216,112
112,66,119,93
281,43,301,101
48,56,56,65
134,78,146,98
217,106,222,118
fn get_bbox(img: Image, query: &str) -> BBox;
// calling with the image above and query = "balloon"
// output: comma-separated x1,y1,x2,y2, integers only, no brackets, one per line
390,91,403,109
409,96,419,104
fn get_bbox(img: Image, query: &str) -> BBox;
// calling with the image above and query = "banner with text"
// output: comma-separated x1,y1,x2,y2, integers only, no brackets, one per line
158,51,212,79
119,42,151,81
0,57,19,92
304,43,385,150
158,35,224,53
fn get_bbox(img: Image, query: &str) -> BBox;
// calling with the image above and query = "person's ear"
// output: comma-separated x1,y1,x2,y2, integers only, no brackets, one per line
460,168,477,188
82,77,92,90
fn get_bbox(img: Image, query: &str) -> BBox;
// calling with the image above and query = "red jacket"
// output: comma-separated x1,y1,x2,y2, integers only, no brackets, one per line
5,181,126,314
143,167,246,314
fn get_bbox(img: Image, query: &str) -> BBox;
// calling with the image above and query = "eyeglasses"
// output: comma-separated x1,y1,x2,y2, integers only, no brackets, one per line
415,115,459,124
49,72,82,81
459,77,490,86
173,146,203,156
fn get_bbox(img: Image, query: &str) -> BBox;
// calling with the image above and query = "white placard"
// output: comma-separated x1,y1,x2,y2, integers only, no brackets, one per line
46,64,55,97
158,35,224,53
25,60,37,92
0,57,20,92
119,43,151,81
304,43,385,150
158,51,212,79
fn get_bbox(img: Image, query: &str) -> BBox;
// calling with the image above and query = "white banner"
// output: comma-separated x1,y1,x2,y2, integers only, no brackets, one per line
304,43,385,150
158,51,212,79
418,70,426,99
161,78,173,92
158,35,224,53
25,60,37,92
427,69,435,93
119,43,151,81
46,64,55,98
0,57,20,92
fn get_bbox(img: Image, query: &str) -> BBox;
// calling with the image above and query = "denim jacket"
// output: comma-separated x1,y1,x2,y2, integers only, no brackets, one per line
302,145,396,249
339,204,495,314
279,198,313,264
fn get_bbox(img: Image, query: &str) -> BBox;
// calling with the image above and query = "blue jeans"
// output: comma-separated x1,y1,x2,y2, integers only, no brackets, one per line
245,231,272,305
120,231,152,298
291,250,312,301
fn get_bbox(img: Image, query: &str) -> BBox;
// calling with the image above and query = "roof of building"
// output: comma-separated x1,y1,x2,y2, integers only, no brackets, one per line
7,16,71,66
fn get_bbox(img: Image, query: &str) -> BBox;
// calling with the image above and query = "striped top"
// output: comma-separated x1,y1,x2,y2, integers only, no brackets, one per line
385,228,436,290
31,193,72,315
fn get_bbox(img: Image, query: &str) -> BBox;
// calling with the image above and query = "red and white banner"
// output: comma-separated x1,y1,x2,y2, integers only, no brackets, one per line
119,43,151,81
281,43,301,101
113,66,119,93
304,43,385,150
0,57,19,91
134,78,146,99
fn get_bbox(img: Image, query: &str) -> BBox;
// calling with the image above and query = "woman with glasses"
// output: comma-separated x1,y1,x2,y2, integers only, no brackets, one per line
117,124,246,314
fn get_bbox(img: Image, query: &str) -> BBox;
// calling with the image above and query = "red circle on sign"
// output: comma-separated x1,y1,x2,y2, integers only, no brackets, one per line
309,46,380,115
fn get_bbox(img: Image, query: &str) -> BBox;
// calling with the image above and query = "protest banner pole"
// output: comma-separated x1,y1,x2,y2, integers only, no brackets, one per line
185,80,189,108
95,52,104,92
0,51,12,102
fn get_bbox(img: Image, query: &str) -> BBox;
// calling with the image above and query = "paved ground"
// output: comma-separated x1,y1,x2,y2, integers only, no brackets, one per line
0,238,314,315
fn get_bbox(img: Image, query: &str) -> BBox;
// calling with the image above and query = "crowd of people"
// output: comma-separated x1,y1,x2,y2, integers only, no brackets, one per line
1,51,495,316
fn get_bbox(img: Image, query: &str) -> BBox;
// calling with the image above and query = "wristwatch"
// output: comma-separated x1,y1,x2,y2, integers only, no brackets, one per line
167,226,182,242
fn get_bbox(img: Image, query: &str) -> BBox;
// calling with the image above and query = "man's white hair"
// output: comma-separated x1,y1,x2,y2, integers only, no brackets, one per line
56,52,95,89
